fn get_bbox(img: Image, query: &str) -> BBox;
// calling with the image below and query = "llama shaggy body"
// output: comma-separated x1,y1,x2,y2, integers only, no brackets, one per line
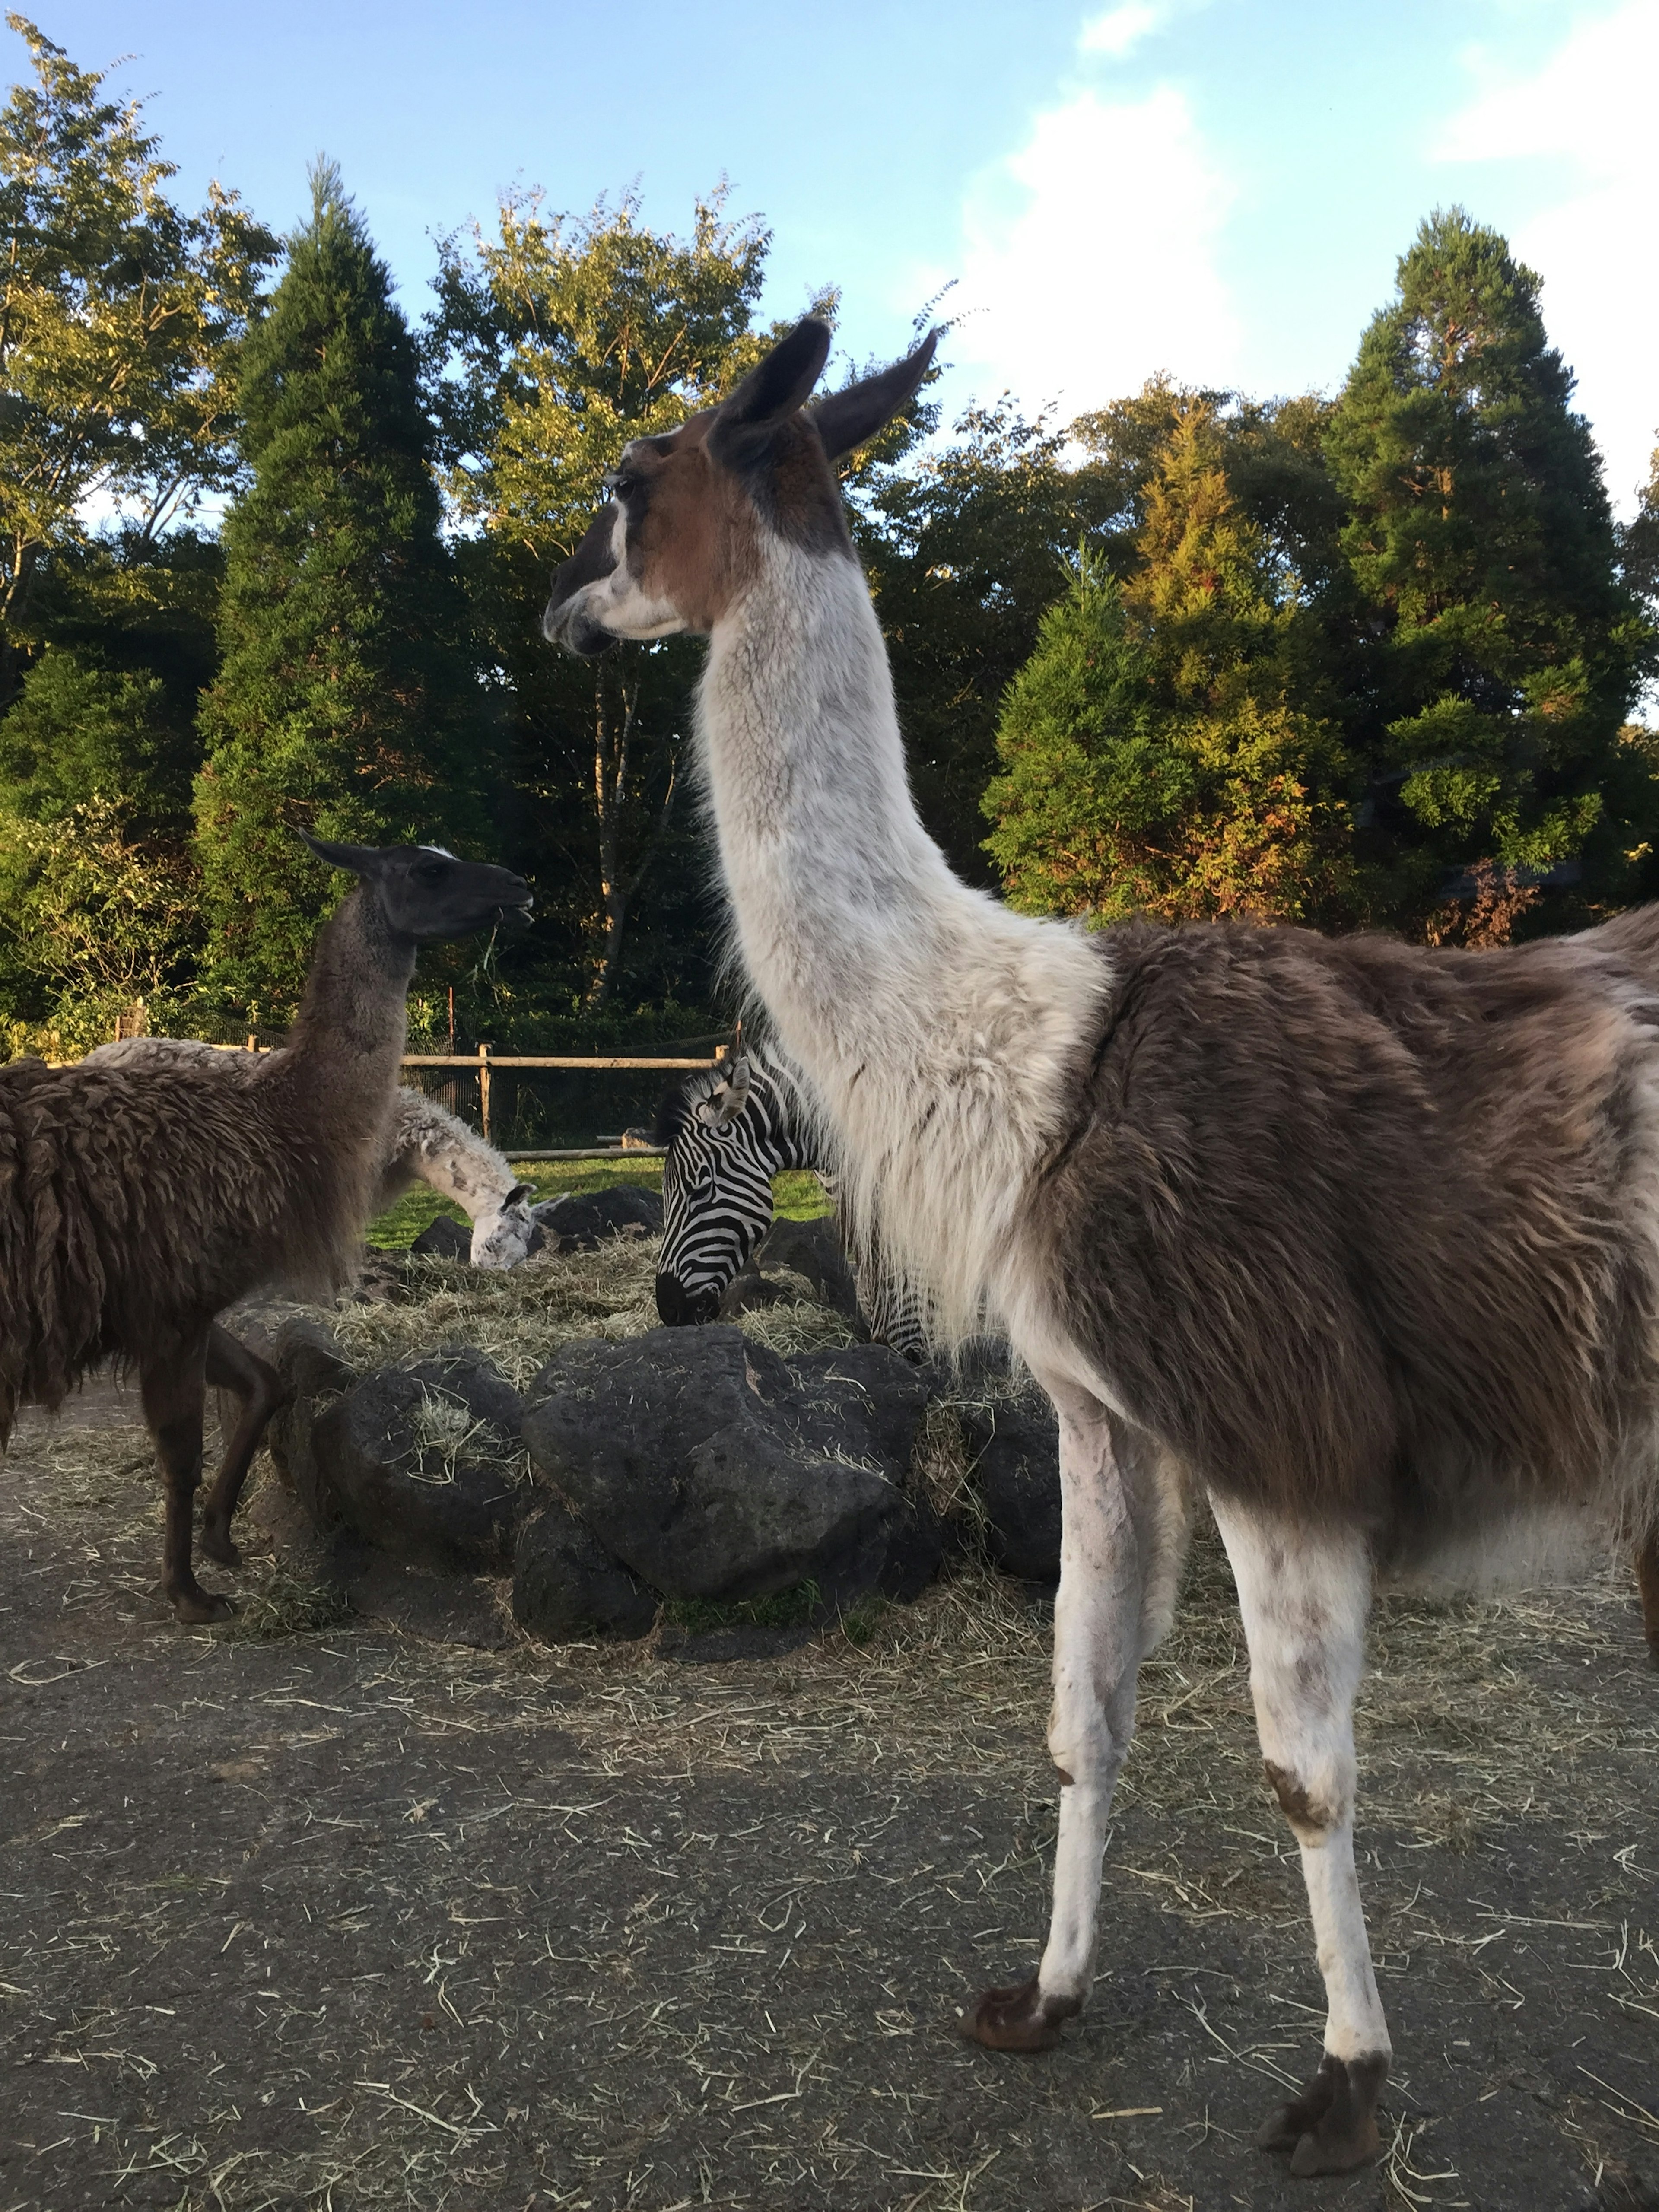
543,317,1659,2178
88,1040,537,1270
1,843,531,1621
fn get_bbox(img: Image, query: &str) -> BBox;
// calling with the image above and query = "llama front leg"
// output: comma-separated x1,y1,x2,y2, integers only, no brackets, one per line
200,1323,287,1569
963,1393,1147,2051
1210,1496,1388,2176
141,1330,233,1625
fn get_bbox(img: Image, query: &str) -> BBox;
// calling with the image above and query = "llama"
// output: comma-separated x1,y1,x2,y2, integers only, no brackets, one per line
0,837,530,1623
654,1047,927,1355
543,317,1659,2177
87,1041,540,1270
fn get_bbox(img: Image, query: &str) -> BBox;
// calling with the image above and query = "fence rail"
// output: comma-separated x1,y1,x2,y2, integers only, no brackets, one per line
74,1039,726,1148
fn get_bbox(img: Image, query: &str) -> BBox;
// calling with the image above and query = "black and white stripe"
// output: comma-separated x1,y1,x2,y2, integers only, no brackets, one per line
654,1050,926,1356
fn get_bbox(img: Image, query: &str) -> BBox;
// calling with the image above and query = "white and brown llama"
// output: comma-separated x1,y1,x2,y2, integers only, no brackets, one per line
543,317,1659,2177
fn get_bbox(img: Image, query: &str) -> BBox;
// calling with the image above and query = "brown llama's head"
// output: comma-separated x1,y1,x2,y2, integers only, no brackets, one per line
542,317,938,658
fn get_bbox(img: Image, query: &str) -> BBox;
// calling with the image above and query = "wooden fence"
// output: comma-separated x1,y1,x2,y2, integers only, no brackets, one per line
83,1039,728,1161
400,1046,725,1157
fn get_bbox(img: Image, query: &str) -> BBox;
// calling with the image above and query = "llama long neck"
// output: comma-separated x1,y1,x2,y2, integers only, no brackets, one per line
697,542,1109,1335
273,884,416,1220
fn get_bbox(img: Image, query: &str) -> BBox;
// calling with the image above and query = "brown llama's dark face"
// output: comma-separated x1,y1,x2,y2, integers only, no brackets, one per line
542,317,939,657
302,836,533,942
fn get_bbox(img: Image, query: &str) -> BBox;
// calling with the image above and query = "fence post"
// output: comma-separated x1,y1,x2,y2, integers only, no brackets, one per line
478,1042,491,1143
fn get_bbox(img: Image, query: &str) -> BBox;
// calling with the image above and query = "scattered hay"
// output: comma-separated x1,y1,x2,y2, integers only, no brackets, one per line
404,1384,531,1489
327,1237,662,1386
216,1557,353,1642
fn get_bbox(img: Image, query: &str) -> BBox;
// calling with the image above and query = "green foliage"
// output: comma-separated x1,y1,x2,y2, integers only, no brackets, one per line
0,17,273,692
427,188,780,1009
1325,207,1653,924
855,399,1123,881
985,396,1353,927
193,163,494,1020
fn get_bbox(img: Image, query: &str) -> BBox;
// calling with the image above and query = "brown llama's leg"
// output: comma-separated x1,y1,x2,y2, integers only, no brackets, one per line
1211,1496,1388,2177
141,1328,233,1625
199,1325,286,1570
962,1391,1153,2053
1636,1532,1659,1666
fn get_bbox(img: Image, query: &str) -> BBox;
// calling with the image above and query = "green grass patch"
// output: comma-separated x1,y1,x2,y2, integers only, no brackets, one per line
773,1169,831,1221
367,1154,668,1250
366,1154,828,1248
662,1578,822,1635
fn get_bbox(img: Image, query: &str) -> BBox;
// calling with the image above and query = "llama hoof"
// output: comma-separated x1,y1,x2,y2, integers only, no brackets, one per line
172,1586,235,1625
1258,2054,1386,2176
959,1974,1077,2053
199,1523,242,1570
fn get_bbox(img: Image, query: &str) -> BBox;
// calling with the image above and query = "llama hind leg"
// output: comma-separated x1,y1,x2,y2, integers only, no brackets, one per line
200,1325,286,1569
963,1393,1152,2052
141,1331,232,1625
1211,1496,1388,2176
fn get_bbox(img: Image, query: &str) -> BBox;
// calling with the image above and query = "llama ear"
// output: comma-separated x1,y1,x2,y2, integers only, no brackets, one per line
708,318,832,467
506,1182,537,1208
299,830,384,876
811,329,940,461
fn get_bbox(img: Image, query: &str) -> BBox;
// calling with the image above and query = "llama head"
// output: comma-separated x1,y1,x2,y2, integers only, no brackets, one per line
301,836,534,943
542,318,938,657
470,1182,539,1270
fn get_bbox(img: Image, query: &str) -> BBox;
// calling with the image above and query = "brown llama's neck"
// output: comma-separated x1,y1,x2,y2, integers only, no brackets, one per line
276,884,417,1196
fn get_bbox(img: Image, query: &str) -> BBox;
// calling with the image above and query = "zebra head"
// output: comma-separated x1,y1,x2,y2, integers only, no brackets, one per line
654,1053,810,1325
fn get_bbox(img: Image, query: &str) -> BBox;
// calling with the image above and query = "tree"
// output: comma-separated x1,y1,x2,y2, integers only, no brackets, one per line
193,162,493,1021
427,188,779,1007
1325,207,1654,928
984,395,1353,927
854,399,1122,882
0,16,273,700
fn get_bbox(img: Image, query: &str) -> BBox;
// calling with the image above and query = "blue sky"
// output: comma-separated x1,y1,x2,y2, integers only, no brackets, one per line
19,0,1659,509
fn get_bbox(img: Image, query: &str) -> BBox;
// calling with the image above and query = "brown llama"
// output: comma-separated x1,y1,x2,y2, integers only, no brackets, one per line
542,316,1659,2177
0,838,530,1623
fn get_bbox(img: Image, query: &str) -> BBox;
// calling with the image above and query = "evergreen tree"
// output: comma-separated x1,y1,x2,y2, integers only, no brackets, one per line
194,163,491,1021
984,397,1352,926
1325,207,1653,928
428,188,776,1008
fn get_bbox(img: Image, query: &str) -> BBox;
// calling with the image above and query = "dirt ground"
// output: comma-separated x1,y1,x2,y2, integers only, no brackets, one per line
3,1377,1657,2212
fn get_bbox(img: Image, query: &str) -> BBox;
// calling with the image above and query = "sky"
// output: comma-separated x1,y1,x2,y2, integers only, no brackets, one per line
16,0,1659,512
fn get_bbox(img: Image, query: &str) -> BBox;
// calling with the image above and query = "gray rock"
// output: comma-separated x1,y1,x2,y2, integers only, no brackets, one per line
964,1397,1062,1583
718,1216,861,1325
221,1305,357,1533
531,1185,662,1251
410,1214,470,1261
311,1347,527,1571
522,1326,934,1606
513,1498,657,1642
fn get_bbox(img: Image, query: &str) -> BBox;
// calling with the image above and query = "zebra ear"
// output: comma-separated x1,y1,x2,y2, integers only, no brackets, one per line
699,1053,752,1132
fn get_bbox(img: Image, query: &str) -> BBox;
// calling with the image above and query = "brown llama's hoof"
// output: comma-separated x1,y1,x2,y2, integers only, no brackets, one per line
1257,2053,1387,2177
199,1521,242,1570
172,1585,235,1625
959,1974,1079,2053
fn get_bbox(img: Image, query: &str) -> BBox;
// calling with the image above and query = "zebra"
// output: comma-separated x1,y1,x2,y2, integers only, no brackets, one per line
653,1049,927,1357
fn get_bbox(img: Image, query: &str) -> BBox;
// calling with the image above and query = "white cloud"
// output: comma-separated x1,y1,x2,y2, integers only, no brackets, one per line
939,83,1240,420
1079,3,1167,59
1436,1,1659,511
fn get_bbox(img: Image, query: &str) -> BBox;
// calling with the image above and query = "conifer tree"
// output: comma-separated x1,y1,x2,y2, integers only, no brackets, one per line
1326,207,1652,927
194,163,490,1019
984,397,1352,925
